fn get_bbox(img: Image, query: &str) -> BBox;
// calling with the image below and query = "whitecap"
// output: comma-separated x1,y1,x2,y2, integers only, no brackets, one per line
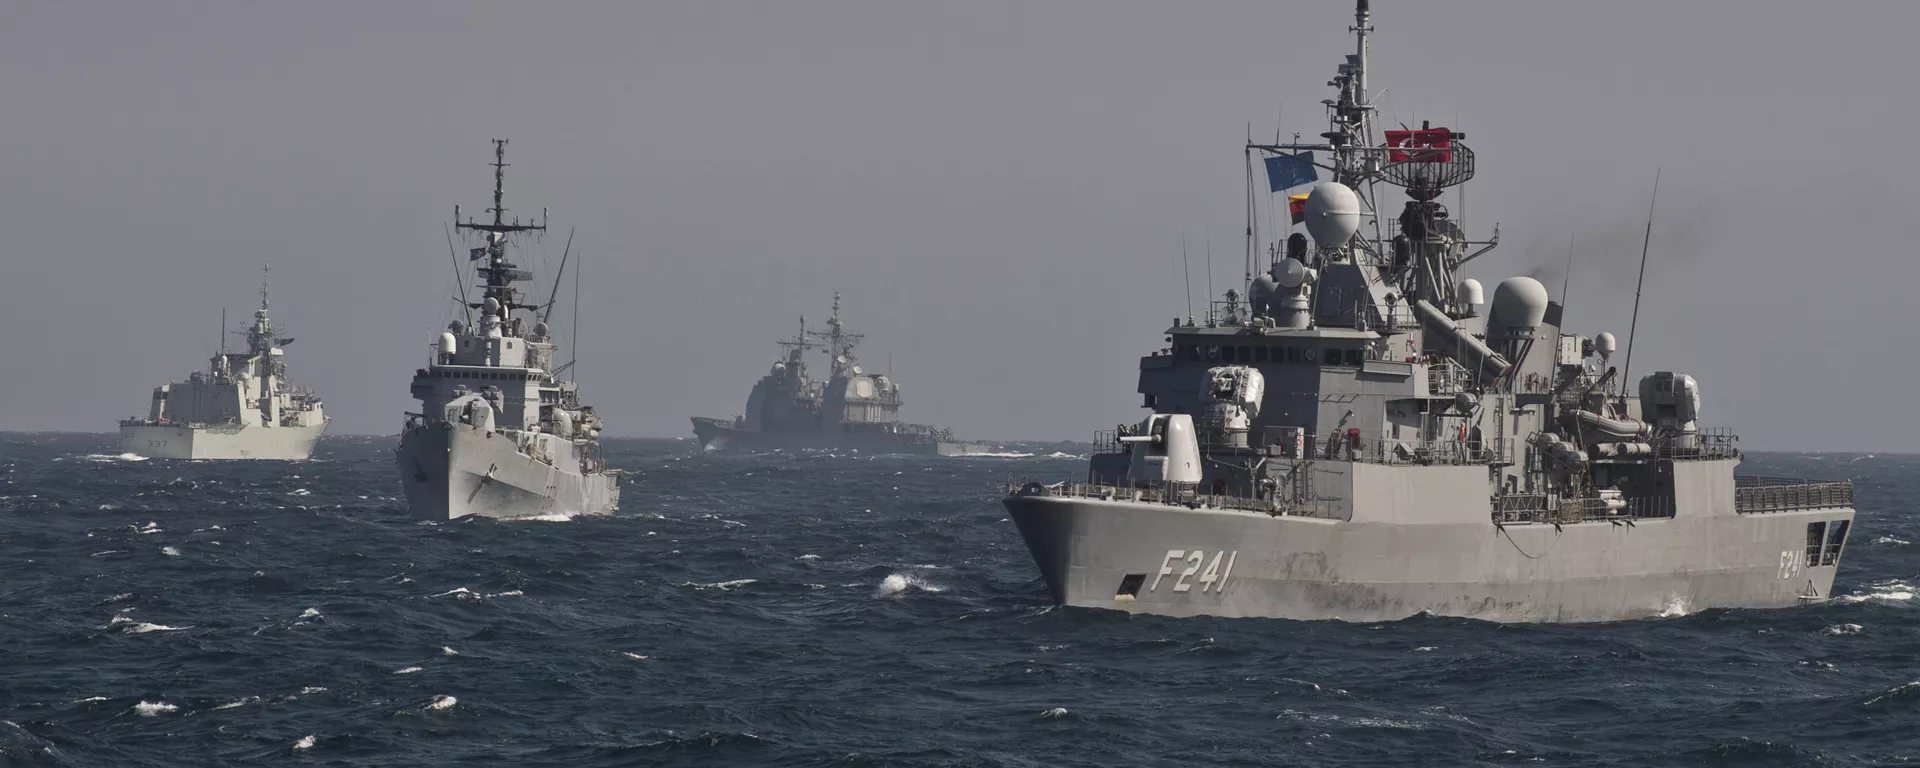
1836,579,1916,604
620,652,648,661
510,513,574,522
797,554,821,561
1657,595,1692,618
1873,536,1911,546
1825,623,1865,636
299,686,327,695
1864,681,1920,706
104,614,188,633
874,572,946,599
678,579,757,591
440,646,459,656
293,735,315,750
133,701,177,717
485,590,523,598
72,696,107,704
287,488,311,496
213,696,259,711
1413,646,1438,652
160,547,180,557
83,453,149,462
1040,707,1069,719
427,695,457,711
299,607,321,619
394,666,424,675
431,587,478,600
89,550,124,557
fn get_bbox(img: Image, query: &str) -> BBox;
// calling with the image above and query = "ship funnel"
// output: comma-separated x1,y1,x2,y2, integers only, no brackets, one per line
1305,182,1361,253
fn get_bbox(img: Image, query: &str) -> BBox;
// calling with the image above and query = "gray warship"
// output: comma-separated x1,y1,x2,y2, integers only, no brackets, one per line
395,140,621,520
1005,0,1854,623
119,267,329,459
691,294,987,456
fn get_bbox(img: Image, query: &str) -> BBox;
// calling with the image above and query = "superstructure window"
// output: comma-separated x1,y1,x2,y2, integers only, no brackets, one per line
1345,349,1363,366
1255,346,1269,363
1222,346,1236,363
1806,522,1826,566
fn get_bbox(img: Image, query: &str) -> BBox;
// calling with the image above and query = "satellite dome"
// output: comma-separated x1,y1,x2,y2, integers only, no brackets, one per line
851,365,863,376
531,321,550,338
1305,182,1361,251
771,362,787,375
1489,276,1549,336
483,297,501,314
1595,332,1618,358
1457,278,1485,306
448,319,466,334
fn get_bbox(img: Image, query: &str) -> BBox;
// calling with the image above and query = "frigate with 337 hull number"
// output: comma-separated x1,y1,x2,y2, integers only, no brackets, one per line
395,140,620,521
1004,0,1854,623
119,267,329,460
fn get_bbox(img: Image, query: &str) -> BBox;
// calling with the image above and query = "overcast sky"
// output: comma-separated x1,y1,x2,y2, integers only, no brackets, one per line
1,1,1912,451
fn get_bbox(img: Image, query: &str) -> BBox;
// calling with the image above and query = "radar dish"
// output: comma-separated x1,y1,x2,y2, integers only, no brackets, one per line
1379,144,1475,192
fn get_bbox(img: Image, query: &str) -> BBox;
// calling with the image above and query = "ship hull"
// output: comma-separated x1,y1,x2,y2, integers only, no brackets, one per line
1004,493,1853,624
691,416,986,456
396,422,620,521
118,421,328,460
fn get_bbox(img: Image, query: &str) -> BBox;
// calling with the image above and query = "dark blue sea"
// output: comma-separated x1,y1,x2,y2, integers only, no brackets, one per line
0,434,1913,767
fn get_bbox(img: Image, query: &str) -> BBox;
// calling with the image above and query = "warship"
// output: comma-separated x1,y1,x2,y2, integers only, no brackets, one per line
691,294,987,455
119,267,329,459
395,140,621,520
1004,0,1854,623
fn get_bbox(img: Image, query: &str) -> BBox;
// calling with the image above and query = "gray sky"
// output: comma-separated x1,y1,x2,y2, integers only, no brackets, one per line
2,1,1913,451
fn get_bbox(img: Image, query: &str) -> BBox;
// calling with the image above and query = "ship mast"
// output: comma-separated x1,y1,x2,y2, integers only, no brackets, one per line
455,139,547,315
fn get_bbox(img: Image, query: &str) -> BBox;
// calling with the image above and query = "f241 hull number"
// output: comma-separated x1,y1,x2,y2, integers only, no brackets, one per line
1151,549,1237,594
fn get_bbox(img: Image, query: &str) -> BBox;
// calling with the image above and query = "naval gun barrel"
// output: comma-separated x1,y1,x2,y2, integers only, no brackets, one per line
1413,300,1510,383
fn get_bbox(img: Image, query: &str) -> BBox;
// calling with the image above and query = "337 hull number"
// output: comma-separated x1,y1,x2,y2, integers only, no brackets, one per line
1151,549,1237,594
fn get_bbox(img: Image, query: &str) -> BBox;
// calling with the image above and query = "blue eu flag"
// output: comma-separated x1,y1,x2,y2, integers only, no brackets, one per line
1264,152,1317,192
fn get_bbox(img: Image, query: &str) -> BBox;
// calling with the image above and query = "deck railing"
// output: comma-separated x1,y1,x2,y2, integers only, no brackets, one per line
1734,478,1853,513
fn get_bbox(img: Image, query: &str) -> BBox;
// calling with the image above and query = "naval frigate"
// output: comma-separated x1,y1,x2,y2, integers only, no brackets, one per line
395,140,621,521
691,293,987,456
119,267,330,459
1005,0,1854,624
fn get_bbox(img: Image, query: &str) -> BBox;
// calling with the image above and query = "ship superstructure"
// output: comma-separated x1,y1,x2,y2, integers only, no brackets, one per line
395,140,620,520
1004,0,1854,623
119,267,329,459
691,294,985,456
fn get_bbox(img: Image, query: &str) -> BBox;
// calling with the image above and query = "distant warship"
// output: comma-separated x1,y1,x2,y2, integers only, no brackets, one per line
692,294,986,456
119,267,329,459
1004,0,1854,623
395,140,621,520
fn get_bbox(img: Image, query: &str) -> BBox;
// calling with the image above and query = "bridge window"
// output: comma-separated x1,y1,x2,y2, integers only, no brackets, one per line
1286,347,1302,363
1345,349,1363,366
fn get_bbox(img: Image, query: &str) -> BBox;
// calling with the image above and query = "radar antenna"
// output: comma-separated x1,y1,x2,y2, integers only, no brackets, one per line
454,139,548,315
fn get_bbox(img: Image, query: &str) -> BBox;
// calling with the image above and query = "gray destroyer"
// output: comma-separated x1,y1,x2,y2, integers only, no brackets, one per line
119,268,329,459
691,294,987,456
1005,1,1854,623
396,140,620,520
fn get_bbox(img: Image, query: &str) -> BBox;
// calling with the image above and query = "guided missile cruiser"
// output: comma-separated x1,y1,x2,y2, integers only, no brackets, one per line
395,140,621,520
119,266,329,459
1003,1,1854,623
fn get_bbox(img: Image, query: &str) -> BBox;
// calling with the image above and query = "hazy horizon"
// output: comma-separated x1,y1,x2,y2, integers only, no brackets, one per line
3,1,1913,451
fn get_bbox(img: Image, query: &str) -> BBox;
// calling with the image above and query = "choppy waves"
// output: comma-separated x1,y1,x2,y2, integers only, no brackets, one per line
0,435,1916,766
